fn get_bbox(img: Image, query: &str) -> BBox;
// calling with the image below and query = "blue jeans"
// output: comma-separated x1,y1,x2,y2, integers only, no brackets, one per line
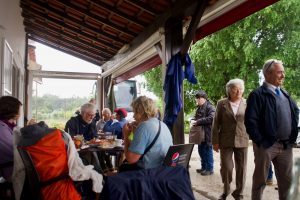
198,142,214,171
267,163,273,180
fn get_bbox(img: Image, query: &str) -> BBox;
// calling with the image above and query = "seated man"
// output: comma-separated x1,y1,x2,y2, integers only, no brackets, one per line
12,122,103,200
96,108,116,132
65,103,97,141
103,108,127,139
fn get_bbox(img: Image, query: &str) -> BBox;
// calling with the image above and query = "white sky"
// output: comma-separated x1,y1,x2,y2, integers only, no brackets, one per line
34,42,101,98
33,42,158,100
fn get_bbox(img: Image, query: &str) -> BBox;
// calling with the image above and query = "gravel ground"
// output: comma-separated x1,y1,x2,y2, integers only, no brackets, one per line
186,135,300,200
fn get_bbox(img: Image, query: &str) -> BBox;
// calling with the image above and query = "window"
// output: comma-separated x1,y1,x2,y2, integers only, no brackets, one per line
1,38,13,95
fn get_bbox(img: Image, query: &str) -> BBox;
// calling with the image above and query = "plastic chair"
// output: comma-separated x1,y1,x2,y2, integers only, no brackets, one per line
163,143,194,169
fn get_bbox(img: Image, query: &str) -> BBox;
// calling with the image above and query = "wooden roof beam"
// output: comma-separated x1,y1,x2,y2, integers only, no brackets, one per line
55,0,137,38
89,0,147,28
124,0,157,15
25,26,111,60
21,1,128,45
28,36,103,66
22,12,120,54
28,32,104,62
101,0,199,70
181,0,209,56
24,20,115,57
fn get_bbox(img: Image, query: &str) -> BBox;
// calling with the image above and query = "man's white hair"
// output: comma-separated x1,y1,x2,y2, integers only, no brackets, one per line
262,59,283,77
102,108,112,115
80,103,96,114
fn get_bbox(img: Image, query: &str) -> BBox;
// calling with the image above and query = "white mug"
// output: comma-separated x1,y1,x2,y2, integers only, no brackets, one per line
115,139,123,146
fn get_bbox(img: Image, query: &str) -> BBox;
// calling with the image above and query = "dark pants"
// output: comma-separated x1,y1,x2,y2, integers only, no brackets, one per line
220,147,248,198
198,142,214,171
267,163,273,180
252,142,293,200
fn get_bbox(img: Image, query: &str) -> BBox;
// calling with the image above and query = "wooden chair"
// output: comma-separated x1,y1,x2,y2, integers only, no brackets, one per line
163,143,194,169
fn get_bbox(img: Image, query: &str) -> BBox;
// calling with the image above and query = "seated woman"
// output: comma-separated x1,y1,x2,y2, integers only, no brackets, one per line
0,96,22,182
122,96,173,169
13,122,103,200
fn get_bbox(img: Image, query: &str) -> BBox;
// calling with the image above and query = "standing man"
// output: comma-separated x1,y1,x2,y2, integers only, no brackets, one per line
245,59,299,200
190,90,215,176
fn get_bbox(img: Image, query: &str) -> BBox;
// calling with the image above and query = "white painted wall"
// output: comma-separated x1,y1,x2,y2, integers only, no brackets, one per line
0,0,26,69
0,0,26,126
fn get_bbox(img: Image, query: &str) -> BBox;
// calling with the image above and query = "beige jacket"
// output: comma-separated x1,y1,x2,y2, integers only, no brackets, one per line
212,98,249,148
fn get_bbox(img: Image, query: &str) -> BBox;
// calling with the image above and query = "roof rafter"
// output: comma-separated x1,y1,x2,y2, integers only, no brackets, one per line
28,31,104,62
124,0,156,15
21,1,129,45
89,0,147,28
28,35,103,66
48,0,137,38
25,26,111,60
24,19,115,57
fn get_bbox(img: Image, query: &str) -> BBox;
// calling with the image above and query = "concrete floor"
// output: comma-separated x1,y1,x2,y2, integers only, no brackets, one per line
187,138,300,200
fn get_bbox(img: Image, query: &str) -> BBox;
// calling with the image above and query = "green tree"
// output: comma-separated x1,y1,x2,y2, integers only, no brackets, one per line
144,0,300,115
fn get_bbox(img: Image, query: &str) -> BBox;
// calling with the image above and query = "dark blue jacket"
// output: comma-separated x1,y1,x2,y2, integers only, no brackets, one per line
245,85,299,148
103,118,127,139
64,115,97,141
163,53,197,128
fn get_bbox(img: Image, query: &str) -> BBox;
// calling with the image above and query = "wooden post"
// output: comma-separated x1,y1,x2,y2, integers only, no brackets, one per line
162,0,209,144
164,17,185,144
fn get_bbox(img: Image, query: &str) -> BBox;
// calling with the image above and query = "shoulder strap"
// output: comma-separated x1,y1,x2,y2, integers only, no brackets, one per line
140,121,161,160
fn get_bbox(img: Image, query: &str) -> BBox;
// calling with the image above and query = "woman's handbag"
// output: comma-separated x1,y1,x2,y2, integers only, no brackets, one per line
189,125,205,144
119,121,161,172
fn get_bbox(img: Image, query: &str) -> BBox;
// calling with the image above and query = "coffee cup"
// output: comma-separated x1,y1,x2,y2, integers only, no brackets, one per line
115,139,123,146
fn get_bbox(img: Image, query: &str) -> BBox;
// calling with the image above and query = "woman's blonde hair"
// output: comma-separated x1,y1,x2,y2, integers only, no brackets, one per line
131,96,157,119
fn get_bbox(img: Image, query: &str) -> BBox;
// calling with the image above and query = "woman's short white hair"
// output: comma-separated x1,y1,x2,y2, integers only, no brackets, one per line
225,78,245,96
102,108,111,115
80,103,96,114
262,59,283,77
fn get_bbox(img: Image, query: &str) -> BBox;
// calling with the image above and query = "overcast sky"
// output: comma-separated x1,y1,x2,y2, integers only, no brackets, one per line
34,42,101,98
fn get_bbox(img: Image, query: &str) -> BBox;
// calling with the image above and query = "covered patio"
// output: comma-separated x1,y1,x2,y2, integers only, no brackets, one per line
19,0,278,144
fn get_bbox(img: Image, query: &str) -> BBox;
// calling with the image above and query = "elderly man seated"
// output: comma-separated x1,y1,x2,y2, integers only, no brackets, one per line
64,103,102,173
12,122,103,200
96,108,116,132
103,108,127,139
65,103,97,141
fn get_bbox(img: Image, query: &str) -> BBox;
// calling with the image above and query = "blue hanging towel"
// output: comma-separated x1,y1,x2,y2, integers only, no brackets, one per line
163,52,197,128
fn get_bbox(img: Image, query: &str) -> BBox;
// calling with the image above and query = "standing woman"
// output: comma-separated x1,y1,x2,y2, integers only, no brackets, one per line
0,96,22,181
190,90,215,176
212,79,249,200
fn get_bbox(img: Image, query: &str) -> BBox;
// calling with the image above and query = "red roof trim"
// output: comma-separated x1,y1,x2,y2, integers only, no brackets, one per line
114,54,162,83
114,0,279,81
194,0,279,41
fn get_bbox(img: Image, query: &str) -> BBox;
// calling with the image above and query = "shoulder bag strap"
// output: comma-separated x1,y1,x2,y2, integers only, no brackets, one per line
140,121,161,160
